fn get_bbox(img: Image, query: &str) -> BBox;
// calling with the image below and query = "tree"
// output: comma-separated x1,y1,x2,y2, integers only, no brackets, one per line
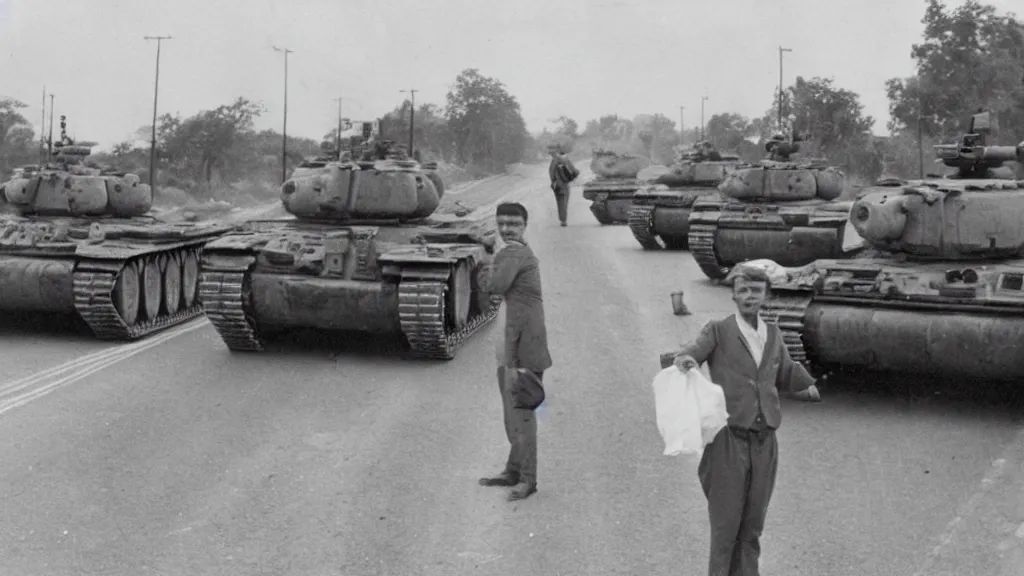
705,113,757,151
445,68,529,170
158,97,266,187
0,98,32,176
759,76,881,179
885,0,1024,142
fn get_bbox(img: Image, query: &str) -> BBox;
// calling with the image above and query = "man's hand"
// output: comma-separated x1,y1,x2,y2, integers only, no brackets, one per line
673,354,698,372
503,239,525,249
792,383,822,402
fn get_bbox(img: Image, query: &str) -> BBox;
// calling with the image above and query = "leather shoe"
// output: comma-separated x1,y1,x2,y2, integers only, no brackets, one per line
479,473,518,487
506,482,537,501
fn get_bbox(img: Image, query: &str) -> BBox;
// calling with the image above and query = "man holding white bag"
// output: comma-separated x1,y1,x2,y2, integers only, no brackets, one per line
668,266,821,576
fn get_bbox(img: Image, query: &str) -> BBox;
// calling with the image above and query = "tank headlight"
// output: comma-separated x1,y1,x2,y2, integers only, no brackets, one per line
945,269,963,283
962,268,979,284
855,206,870,222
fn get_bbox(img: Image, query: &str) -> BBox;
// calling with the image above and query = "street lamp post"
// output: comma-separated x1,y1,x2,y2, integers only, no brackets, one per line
144,35,173,194
679,105,685,145
47,94,55,161
400,89,417,158
778,45,792,134
334,96,343,155
273,45,293,183
700,96,708,141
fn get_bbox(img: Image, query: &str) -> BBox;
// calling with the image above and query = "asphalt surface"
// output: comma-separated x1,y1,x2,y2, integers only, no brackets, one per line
0,164,1022,576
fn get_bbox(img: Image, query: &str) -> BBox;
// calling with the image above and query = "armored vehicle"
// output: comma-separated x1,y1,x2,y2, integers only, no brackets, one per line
763,111,1024,381
198,142,497,360
0,117,234,339
628,141,741,250
581,149,652,224
687,136,854,279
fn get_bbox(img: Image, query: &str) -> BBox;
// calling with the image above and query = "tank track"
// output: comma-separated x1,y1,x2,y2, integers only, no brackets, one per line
73,246,205,340
688,224,729,280
199,254,265,352
761,293,814,365
627,205,663,250
589,201,615,225
398,278,499,360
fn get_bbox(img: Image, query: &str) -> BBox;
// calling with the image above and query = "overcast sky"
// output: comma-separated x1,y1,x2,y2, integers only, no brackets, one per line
1,0,1018,151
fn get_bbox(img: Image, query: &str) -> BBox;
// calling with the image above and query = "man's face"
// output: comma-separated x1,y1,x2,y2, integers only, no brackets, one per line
732,277,768,316
496,214,527,243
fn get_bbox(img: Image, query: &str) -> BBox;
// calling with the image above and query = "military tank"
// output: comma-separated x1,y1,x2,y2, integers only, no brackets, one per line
0,117,235,339
581,149,652,224
628,141,741,250
763,111,1024,381
198,141,497,360
686,135,854,280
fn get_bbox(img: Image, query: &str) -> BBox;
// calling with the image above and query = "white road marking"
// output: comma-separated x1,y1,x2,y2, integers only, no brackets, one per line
0,319,208,416
912,427,1024,576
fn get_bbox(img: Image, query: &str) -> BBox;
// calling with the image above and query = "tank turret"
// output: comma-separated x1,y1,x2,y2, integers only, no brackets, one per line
849,111,1024,259
279,146,446,222
1,115,154,218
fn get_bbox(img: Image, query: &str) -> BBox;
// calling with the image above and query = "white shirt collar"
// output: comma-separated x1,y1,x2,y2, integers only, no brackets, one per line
735,314,768,367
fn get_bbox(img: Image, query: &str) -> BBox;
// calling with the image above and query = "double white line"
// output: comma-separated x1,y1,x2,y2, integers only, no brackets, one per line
0,318,209,417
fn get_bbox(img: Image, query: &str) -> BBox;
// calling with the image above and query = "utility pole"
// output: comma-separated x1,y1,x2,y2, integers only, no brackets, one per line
144,35,172,195
917,89,924,178
40,86,46,164
333,96,343,154
273,45,293,183
778,45,792,134
47,94,55,161
679,105,685,146
400,89,417,158
700,95,708,141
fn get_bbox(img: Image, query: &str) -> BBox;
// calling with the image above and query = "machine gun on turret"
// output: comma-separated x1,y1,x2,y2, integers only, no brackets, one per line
933,111,1024,179
680,140,724,162
764,132,803,162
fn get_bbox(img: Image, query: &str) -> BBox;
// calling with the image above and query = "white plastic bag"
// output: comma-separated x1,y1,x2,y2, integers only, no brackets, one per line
651,366,729,457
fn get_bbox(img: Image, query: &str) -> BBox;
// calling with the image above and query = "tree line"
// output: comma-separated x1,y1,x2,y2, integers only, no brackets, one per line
0,0,1020,194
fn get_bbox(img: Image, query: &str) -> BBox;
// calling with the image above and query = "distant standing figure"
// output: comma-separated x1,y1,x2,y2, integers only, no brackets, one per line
669,266,821,576
478,202,553,501
547,144,579,227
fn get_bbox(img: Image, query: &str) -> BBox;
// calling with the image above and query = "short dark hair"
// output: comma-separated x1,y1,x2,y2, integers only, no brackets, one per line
731,266,772,290
496,202,528,223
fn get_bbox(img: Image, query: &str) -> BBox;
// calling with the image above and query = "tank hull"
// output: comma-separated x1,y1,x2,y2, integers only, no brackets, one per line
687,196,856,280
627,185,719,250
0,215,235,339
581,179,642,225
763,258,1024,382
198,218,499,360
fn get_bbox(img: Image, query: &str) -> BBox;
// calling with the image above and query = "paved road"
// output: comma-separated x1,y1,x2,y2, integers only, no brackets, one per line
0,165,1022,576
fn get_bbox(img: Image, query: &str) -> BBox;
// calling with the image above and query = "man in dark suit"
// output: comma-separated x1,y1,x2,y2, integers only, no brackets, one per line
669,266,821,576
478,202,553,501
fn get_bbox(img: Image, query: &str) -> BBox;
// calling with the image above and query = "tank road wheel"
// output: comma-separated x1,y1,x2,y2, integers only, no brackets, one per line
181,250,200,308
445,260,473,331
113,261,142,326
163,252,182,314
141,256,163,321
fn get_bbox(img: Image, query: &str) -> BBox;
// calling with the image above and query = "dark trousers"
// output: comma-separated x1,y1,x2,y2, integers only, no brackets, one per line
497,366,541,485
697,426,779,576
552,185,569,223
